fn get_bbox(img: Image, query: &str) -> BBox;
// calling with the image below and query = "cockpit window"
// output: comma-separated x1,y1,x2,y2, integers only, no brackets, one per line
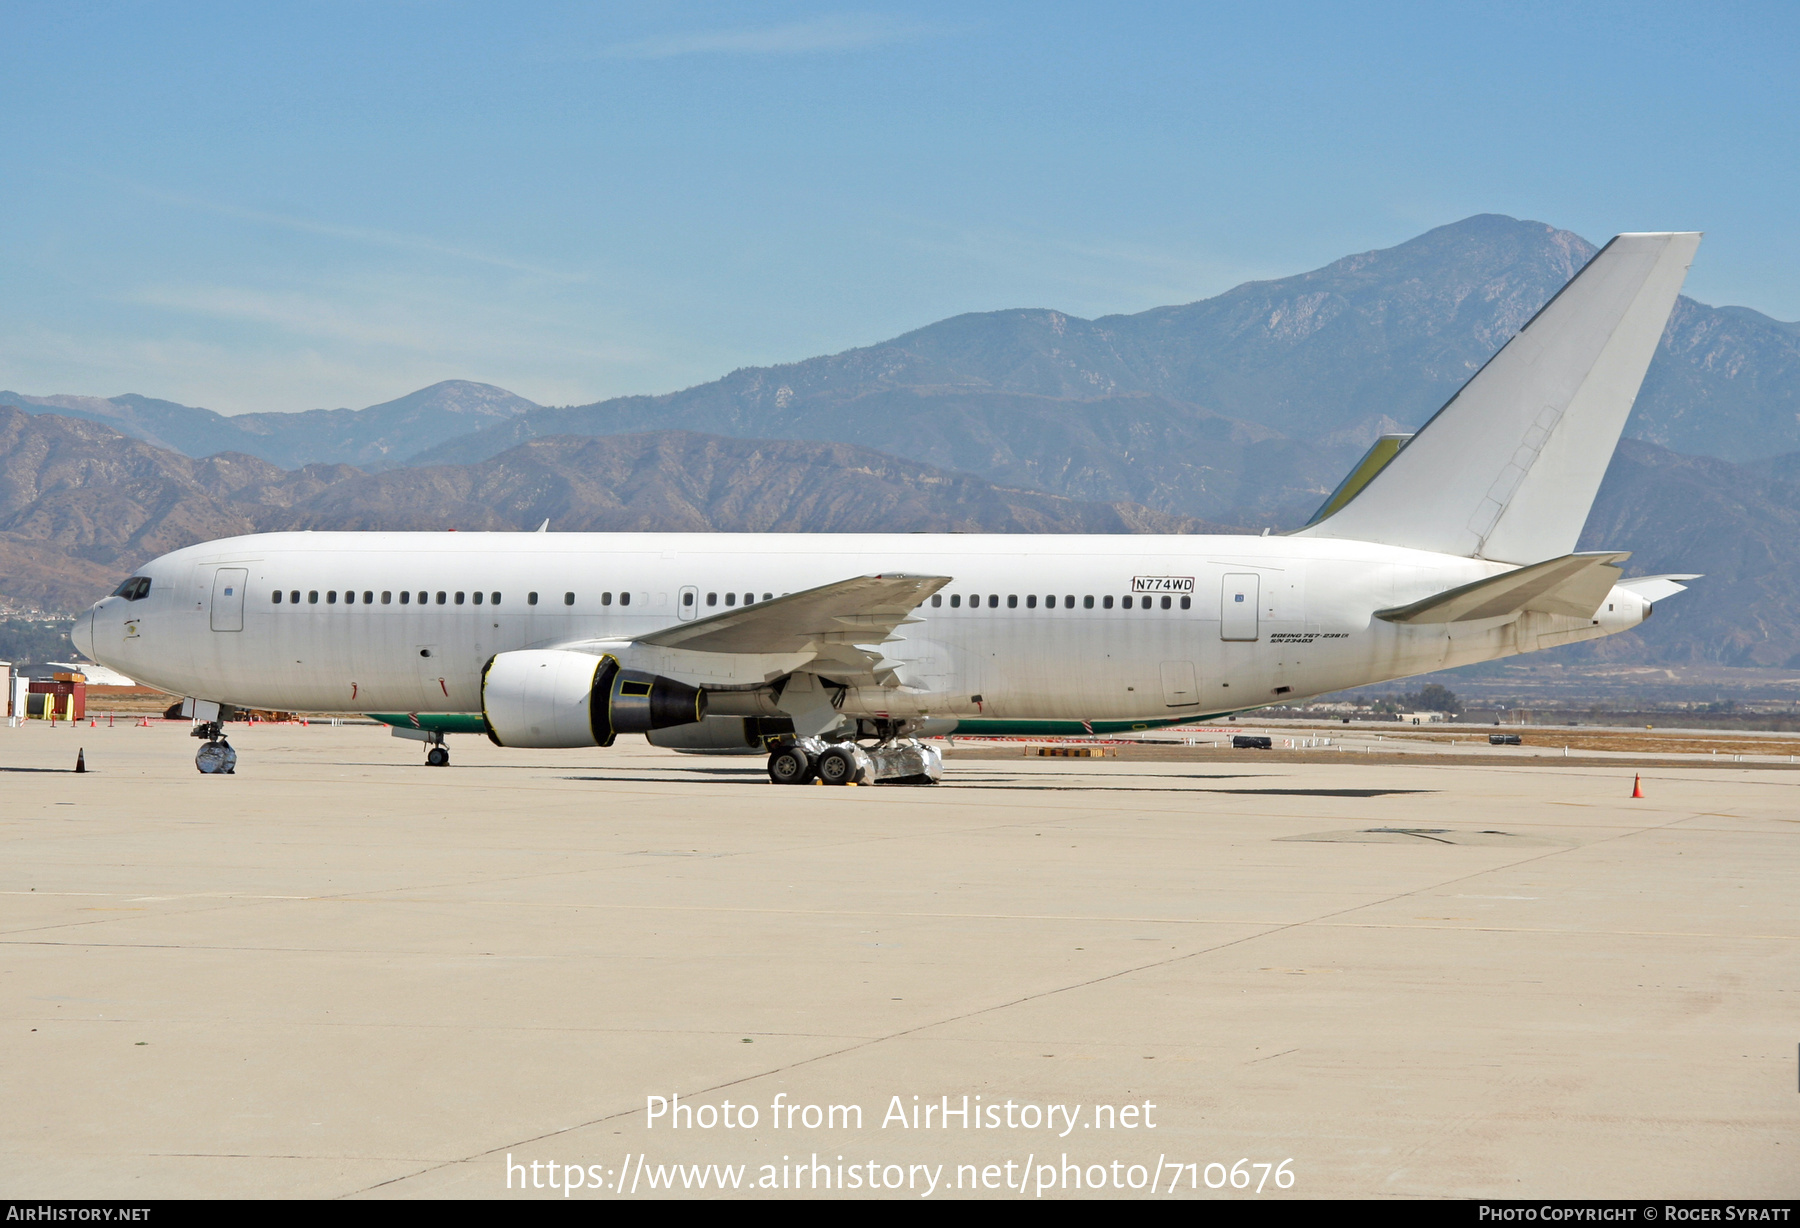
112,576,152,601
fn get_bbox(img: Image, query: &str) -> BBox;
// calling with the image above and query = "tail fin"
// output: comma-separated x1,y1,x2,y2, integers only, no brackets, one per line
1296,231,1700,563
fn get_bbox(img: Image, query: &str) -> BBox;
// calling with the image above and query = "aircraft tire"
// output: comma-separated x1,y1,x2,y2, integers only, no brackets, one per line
195,741,237,775
426,746,450,767
815,746,859,786
767,746,812,785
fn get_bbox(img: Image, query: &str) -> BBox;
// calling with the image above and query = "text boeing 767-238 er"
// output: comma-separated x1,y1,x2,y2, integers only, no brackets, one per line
73,232,1702,782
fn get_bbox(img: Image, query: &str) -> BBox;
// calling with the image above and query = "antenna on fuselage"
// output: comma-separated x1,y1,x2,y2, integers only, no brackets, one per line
535,519,549,533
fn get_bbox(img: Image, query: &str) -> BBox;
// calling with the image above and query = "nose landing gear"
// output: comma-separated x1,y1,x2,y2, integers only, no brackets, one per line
191,720,237,774
426,744,450,767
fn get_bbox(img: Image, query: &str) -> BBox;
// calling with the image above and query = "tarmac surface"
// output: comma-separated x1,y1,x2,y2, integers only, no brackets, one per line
2,720,1796,1200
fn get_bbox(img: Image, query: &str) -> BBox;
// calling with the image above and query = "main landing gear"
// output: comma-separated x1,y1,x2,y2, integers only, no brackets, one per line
191,720,237,775
426,743,450,767
766,736,942,786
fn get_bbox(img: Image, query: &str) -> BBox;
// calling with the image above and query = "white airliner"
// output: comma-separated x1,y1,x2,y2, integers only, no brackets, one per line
72,232,1702,782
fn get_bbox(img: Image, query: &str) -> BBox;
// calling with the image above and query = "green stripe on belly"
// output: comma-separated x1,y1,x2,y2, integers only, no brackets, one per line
367,713,489,735
952,716,1221,736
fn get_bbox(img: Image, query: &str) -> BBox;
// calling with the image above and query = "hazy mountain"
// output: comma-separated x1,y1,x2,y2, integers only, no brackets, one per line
218,381,541,468
0,409,1227,611
1576,439,1800,668
0,380,540,471
414,215,1800,497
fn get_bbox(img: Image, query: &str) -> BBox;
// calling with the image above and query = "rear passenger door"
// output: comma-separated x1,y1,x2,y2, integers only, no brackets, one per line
1220,573,1259,641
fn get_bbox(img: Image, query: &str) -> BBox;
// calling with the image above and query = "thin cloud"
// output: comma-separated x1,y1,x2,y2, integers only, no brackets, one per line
95,173,585,283
604,13,928,60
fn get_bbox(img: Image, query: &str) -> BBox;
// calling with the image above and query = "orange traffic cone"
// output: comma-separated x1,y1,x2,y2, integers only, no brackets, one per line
1631,774,1644,799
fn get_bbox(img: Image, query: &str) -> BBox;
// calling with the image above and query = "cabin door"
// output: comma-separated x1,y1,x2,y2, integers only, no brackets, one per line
210,569,247,632
1220,573,1260,641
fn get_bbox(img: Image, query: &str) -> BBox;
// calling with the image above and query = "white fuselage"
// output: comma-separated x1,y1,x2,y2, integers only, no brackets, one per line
75,531,1648,726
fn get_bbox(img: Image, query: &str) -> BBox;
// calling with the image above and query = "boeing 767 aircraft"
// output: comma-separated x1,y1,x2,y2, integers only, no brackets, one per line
72,232,1702,783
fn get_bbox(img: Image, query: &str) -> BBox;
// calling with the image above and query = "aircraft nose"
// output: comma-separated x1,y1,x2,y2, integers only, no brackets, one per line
70,609,95,660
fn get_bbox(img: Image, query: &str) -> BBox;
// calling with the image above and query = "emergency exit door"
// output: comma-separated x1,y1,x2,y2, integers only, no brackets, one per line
1220,573,1259,641
211,569,247,632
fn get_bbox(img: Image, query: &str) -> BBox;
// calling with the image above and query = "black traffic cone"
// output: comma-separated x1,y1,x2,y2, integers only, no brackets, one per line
75,748,86,774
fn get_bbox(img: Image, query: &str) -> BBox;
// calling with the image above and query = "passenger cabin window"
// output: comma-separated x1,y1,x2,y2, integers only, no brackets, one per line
491,592,501,605
620,592,631,606
744,593,753,605
602,592,612,606
455,592,465,605
761,593,772,602
725,592,736,606
327,591,338,604
417,592,427,604
308,591,319,604
931,595,941,607
1180,596,1191,610
706,592,718,606
344,591,355,605
564,592,574,606
1121,596,1131,609
435,592,446,605
682,592,695,607
528,592,538,605
950,594,961,608
472,591,482,605
1102,596,1113,609
1026,595,1036,609
363,591,373,604
382,591,392,604
988,595,998,609
290,590,299,604
271,590,282,603
400,591,410,604
1084,595,1094,608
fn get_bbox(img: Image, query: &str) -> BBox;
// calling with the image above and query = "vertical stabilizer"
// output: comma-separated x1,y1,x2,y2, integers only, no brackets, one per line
1296,231,1700,562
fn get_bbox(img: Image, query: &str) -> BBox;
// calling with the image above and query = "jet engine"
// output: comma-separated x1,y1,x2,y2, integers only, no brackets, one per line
481,650,705,748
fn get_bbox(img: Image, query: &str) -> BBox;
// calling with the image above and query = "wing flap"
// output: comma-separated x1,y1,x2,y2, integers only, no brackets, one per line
1376,552,1630,625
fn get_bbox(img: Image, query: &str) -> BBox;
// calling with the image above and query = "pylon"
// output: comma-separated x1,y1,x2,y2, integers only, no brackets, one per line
75,749,86,774
1631,774,1644,799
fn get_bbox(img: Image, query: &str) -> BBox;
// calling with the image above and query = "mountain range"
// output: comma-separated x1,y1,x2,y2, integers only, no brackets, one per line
4,213,1798,668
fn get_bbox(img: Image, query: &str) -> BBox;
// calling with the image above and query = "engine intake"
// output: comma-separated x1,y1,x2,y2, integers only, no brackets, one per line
481,650,706,748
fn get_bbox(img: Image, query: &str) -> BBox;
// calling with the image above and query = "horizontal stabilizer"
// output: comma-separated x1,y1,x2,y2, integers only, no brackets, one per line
1376,552,1629,624
1617,573,1700,604
637,573,951,655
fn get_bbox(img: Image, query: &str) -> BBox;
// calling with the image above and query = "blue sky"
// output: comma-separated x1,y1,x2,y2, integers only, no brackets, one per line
3,1,1796,413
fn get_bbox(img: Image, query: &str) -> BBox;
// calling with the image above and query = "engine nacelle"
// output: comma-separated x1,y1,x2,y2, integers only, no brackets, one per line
481,650,706,748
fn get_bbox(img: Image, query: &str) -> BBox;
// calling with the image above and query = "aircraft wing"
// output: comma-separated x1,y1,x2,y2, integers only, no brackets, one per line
1376,552,1631,624
635,574,952,662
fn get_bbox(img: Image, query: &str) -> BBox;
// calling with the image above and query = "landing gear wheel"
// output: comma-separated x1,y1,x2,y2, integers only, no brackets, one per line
815,746,860,785
768,746,812,785
426,746,450,767
195,740,237,775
